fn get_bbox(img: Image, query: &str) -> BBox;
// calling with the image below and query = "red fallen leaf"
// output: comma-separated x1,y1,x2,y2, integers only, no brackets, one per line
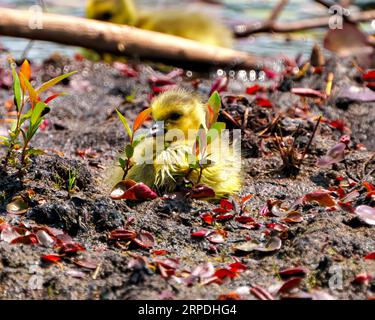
281,211,304,223
200,212,214,224
352,273,372,285
235,215,255,224
363,181,375,192
188,185,216,199
215,213,235,221
1,227,22,243
363,70,375,81
149,77,176,86
151,84,178,94
256,97,273,108
241,194,253,205
207,232,225,244
338,201,355,213
279,267,309,278
11,233,39,245
218,292,242,300
246,84,264,95
266,222,289,232
110,180,158,201
219,199,234,211
229,261,248,272
36,230,55,247
327,119,348,133
214,268,237,279
73,258,97,270
355,205,375,225
155,258,179,270
250,285,274,300
209,77,228,96
109,229,137,241
55,234,74,248
278,277,303,294
133,230,155,249
0,221,10,233
151,249,168,256
113,62,138,78
291,88,325,99
364,252,375,260
303,190,336,207
59,242,86,254
41,254,62,263
191,229,210,238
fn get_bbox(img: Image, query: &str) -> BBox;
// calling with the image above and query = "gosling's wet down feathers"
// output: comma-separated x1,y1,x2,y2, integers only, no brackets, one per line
86,0,233,47
110,89,242,199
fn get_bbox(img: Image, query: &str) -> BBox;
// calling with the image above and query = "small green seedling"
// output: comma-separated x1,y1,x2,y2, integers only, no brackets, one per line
1,59,77,173
67,170,77,193
116,107,151,179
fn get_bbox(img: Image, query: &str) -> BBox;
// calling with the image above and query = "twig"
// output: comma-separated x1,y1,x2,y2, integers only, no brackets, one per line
267,0,289,26
298,116,322,168
233,9,375,37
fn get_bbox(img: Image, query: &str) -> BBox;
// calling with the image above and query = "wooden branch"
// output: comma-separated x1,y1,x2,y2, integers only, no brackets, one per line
268,0,289,25
234,9,375,37
0,7,271,70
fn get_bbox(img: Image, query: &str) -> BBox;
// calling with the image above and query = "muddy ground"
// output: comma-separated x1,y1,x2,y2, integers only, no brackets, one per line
0,51,374,300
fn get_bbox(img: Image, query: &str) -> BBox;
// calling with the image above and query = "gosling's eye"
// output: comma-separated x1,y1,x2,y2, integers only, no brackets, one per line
169,112,182,121
97,11,113,21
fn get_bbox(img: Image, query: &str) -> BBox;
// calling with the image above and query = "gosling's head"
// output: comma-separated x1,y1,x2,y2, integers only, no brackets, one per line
86,0,137,25
150,89,207,138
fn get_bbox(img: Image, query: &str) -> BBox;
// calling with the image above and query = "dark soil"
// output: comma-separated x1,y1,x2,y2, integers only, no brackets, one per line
0,52,374,300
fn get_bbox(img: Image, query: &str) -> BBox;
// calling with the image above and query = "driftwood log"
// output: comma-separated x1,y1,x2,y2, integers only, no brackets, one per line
0,7,271,70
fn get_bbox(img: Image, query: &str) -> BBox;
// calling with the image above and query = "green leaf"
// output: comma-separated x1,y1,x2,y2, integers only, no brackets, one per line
26,119,42,141
27,148,45,156
118,158,126,170
133,134,146,147
115,108,132,139
125,144,134,159
36,71,78,94
31,102,47,126
11,64,22,112
207,121,226,144
207,91,221,124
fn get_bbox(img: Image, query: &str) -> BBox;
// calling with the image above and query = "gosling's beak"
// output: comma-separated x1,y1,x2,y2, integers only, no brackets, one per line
148,121,165,137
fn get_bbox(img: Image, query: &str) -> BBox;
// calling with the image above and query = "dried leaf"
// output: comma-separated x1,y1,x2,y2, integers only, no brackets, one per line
316,142,346,168
6,196,29,215
74,258,97,270
133,230,155,249
355,205,375,226
278,277,303,294
291,88,325,99
189,185,215,199
41,254,62,263
110,180,157,201
279,267,309,278
303,190,336,207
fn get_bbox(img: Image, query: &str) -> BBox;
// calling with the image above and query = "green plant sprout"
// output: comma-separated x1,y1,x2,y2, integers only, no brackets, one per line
116,107,150,179
187,91,226,186
0,59,77,173
67,170,77,193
